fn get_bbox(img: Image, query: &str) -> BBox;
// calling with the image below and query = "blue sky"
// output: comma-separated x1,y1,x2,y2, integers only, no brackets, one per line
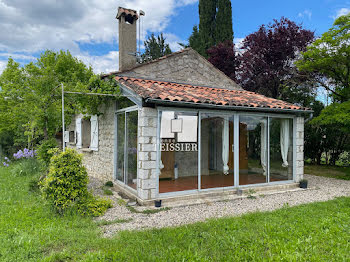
0,0,349,75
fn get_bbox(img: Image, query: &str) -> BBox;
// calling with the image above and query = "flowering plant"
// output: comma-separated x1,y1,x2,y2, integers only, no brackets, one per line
13,148,37,160
2,157,10,167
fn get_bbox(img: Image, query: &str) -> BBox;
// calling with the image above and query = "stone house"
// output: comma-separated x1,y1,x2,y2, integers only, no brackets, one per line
66,7,311,205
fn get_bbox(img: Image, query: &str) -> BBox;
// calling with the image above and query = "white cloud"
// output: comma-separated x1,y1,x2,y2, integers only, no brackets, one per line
77,51,119,74
0,0,197,73
234,38,245,49
335,8,350,18
298,10,312,20
163,33,185,51
0,60,7,74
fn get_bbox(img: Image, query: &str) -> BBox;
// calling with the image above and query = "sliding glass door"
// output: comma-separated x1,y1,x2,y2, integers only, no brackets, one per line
200,113,235,189
238,116,268,185
157,110,295,195
116,110,138,190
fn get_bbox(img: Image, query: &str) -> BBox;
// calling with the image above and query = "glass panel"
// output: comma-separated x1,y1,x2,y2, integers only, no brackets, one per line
116,113,125,182
117,97,135,110
159,111,198,193
201,114,234,189
239,115,268,185
269,118,293,181
126,111,138,189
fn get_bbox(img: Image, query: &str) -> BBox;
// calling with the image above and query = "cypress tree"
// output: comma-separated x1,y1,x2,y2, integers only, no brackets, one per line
215,0,233,44
198,0,217,57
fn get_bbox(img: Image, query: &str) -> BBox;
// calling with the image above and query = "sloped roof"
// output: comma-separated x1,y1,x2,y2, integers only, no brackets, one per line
115,76,310,112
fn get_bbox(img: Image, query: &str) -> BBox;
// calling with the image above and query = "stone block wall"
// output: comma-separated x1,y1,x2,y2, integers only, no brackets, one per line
119,49,241,90
295,116,304,182
67,101,115,183
137,107,158,200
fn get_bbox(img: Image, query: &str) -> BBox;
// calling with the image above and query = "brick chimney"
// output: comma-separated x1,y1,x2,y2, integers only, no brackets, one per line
116,7,138,71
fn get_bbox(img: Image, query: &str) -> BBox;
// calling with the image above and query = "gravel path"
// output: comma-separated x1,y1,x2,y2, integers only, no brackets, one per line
96,175,350,237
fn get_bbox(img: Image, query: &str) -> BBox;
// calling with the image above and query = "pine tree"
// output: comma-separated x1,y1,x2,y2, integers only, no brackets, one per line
188,25,202,51
141,33,172,62
215,0,233,44
198,0,217,57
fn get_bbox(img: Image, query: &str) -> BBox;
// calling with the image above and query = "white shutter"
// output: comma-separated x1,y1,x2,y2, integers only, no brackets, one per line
64,131,70,143
76,117,82,148
90,115,98,151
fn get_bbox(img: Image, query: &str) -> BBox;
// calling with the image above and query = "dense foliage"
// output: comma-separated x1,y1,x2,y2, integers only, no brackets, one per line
0,50,119,155
190,0,234,57
298,14,350,165
36,138,58,167
237,17,315,98
215,0,234,44
40,148,112,216
207,40,237,80
141,33,172,62
297,14,350,103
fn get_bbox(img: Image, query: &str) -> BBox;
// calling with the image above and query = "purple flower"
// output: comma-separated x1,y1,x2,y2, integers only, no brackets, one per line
13,148,36,160
3,162,9,167
4,157,10,162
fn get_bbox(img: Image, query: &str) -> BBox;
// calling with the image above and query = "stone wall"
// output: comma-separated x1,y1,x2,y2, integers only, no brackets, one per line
295,116,304,182
137,107,158,200
67,101,115,183
118,49,241,90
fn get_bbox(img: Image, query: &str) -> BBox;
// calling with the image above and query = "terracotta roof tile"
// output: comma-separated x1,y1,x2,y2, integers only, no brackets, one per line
115,76,309,111
116,7,138,19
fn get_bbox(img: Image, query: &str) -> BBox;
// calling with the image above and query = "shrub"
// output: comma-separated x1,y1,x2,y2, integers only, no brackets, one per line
40,148,112,216
77,194,113,217
105,181,114,187
103,188,113,196
36,139,58,167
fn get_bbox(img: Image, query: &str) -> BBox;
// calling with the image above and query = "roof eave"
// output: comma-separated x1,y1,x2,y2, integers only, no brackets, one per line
144,98,313,114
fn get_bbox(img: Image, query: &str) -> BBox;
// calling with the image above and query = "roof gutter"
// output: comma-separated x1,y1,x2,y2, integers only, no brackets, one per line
144,98,314,114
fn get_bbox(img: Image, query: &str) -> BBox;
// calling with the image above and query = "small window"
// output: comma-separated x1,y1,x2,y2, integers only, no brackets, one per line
82,118,91,148
69,131,75,143
76,115,98,151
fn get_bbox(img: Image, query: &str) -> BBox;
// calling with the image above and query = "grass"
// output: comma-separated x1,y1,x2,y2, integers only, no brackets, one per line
0,163,350,261
305,164,350,180
95,218,133,226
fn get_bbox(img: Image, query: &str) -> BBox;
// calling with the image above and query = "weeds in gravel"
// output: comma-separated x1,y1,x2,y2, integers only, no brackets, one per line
103,188,113,196
126,205,171,214
117,199,127,206
96,218,132,226
247,189,257,199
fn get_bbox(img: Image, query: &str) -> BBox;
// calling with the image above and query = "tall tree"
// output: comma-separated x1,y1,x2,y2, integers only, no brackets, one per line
237,17,314,98
207,40,236,80
297,14,350,103
190,0,234,57
298,14,350,165
0,50,118,151
215,0,233,44
141,33,172,62
198,0,217,56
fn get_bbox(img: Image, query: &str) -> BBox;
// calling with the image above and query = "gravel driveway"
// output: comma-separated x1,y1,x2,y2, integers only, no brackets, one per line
96,175,350,237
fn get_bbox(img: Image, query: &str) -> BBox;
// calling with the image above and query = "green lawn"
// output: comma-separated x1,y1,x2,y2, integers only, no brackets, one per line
1,164,350,261
305,164,350,180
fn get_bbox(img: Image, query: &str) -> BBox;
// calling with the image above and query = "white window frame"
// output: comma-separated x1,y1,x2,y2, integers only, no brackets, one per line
156,106,297,198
